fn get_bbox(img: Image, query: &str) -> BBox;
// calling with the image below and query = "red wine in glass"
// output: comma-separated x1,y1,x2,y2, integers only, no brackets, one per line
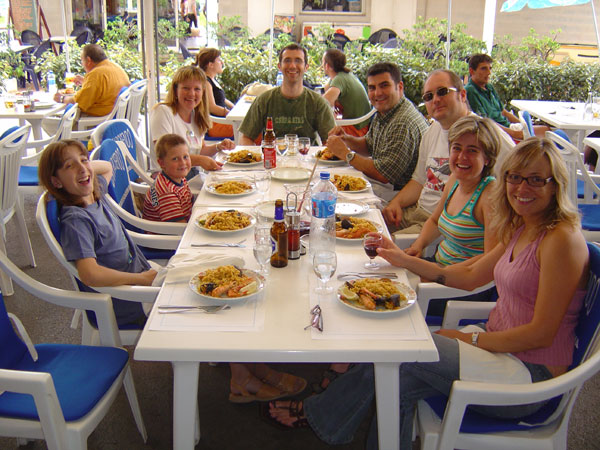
299,145,309,156
363,232,383,269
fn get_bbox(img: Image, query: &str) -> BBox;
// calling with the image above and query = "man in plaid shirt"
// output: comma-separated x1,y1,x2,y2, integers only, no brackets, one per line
326,62,428,202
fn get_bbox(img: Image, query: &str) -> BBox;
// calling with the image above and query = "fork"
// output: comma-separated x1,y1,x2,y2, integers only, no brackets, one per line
191,239,246,248
337,272,398,280
157,304,231,314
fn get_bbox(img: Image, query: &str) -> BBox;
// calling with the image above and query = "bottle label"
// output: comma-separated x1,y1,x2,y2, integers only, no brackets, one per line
312,197,336,218
263,144,276,169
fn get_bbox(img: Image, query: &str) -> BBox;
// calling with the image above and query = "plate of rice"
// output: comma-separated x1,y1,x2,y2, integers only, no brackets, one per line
189,265,264,303
219,149,263,166
335,216,381,241
332,174,370,193
314,148,346,165
195,210,255,232
206,180,255,197
337,278,416,313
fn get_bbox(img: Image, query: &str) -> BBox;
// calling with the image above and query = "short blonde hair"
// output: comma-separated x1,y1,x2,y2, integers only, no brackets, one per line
491,137,580,243
155,134,188,161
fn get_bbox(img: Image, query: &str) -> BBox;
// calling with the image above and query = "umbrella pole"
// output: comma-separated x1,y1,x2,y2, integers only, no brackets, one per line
446,0,451,69
269,0,274,84
591,0,600,59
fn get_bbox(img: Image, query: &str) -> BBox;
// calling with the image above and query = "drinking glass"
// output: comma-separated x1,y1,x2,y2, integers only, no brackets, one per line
254,226,272,276
298,137,311,161
254,171,271,201
593,97,600,119
3,94,15,110
313,250,337,294
285,134,298,156
363,232,383,270
276,137,288,156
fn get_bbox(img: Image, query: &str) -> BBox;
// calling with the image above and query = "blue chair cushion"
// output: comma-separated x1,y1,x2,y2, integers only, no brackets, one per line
0,343,128,421
18,165,39,186
424,393,562,433
139,246,175,260
580,204,600,231
0,126,20,141
0,295,29,368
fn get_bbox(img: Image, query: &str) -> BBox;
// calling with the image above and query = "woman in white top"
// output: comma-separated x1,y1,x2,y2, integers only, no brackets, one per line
150,65,234,171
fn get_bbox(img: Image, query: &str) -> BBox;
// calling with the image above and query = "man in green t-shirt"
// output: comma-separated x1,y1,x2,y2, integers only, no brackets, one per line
465,53,548,140
239,44,335,144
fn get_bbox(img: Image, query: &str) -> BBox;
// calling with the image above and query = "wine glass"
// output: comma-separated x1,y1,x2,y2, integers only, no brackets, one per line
313,250,337,294
276,137,288,156
254,171,271,201
363,232,383,270
254,227,272,276
298,137,311,161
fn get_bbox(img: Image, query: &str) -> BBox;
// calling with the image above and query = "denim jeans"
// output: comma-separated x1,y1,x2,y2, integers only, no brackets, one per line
304,333,553,449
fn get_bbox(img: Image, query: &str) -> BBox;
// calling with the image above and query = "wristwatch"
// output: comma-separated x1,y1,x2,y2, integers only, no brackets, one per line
471,331,480,347
345,151,356,163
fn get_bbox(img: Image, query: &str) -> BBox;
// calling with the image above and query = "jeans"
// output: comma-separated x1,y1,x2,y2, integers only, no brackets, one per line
304,333,553,449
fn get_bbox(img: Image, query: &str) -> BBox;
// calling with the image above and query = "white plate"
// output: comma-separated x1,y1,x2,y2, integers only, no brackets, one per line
334,178,371,193
335,200,369,216
194,210,256,233
335,218,382,242
316,157,346,165
206,180,255,197
337,281,416,313
189,269,264,303
270,167,312,182
33,101,56,109
217,150,263,166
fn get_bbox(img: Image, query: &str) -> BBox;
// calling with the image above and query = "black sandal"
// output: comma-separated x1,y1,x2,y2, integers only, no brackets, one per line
260,400,309,431
311,364,355,394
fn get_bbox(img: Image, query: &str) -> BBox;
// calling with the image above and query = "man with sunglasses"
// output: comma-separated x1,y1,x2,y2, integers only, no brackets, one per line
325,62,428,202
465,53,549,140
383,69,514,234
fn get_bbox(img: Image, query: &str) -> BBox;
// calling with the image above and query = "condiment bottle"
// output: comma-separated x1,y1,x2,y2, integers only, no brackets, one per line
270,199,288,267
262,116,276,169
285,193,300,260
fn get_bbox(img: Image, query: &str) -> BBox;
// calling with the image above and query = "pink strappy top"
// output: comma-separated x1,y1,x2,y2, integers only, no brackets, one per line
488,226,585,366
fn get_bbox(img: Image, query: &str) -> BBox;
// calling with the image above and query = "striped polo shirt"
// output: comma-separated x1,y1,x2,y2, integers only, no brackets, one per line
142,172,193,222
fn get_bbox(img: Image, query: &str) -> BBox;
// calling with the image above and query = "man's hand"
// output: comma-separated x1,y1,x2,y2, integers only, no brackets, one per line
53,92,62,103
326,135,349,160
382,201,403,227
73,75,85,86
220,139,235,150
327,126,347,138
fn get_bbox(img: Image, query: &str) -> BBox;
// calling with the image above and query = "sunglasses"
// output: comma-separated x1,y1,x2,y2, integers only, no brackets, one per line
505,173,554,187
304,305,323,332
422,86,458,103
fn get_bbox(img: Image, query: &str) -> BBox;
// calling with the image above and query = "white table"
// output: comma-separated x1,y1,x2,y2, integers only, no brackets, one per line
225,96,253,143
510,99,600,149
134,153,438,449
0,93,65,140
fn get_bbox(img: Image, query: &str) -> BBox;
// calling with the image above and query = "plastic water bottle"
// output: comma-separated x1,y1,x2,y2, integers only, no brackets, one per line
276,70,283,86
47,70,57,94
309,172,337,257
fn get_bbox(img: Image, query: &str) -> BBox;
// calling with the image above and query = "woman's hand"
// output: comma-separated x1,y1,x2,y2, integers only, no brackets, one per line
404,243,423,258
436,329,471,344
198,156,223,171
138,269,158,286
376,236,410,267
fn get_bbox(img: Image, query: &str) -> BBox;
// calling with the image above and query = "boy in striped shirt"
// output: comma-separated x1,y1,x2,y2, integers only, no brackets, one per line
143,134,193,222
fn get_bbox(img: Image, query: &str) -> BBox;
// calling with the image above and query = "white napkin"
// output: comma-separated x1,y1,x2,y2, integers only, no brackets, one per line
152,252,245,286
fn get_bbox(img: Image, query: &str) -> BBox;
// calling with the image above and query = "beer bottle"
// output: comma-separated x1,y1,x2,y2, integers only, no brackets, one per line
270,199,288,268
263,117,277,169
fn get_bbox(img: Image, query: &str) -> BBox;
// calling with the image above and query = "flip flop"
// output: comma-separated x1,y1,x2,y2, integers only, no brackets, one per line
311,364,355,394
262,372,307,396
229,377,288,403
259,400,309,431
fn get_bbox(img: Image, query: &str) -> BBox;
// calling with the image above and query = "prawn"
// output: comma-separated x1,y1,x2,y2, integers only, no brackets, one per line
211,282,235,297
226,276,254,297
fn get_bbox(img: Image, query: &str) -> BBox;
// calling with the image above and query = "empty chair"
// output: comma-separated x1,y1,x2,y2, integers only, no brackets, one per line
518,110,535,138
20,29,42,47
70,27,93,46
0,125,36,295
368,28,397,45
22,39,52,91
382,38,401,49
0,250,147,449
125,79,148,135
329,32,351,51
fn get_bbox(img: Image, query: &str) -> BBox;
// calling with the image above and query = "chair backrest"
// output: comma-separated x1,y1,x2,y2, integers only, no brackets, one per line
518,110,535,138
20,29,41,46
368,28,397,45
112,86,131,121
125,79,148,131
382,38,401,49
32,39,52,59
95,139,140,221
72,27,93,46
330,33,350,50
90,119,147,177
0,125,31,214
0,293,29,369
55,104,79,141
335,107,377,127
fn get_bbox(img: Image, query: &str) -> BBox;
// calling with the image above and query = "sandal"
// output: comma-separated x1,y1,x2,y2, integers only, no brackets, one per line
229,376,288,404
262,371,307,396
260,400,309,430
311,364,355,394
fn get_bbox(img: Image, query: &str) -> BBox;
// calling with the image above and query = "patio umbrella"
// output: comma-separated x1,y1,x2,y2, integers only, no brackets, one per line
59,0,70,73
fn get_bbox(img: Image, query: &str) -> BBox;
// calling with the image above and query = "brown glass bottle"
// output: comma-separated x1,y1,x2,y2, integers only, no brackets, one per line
263,117,277,169
270,199,288,267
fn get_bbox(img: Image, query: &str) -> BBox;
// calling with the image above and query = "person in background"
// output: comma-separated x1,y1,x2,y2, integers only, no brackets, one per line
321,48,371,137
268,137,588,449
465,53,549,140
326,62,429,202
52,44,129,117
181,0,198,33
196,48,235,138
239,44,335,144
149,65,234,174
142,134,194,223
38,139,157,328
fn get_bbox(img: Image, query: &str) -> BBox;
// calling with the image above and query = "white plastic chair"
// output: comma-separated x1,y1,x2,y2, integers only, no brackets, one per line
0,250,147,449
125,79,148,134
35,191,165,346
209,114,238,142
518,110,535,139
0,124,35,296
546,131,600,241
416,242,600,450
335,107,376,127
75,86,131,131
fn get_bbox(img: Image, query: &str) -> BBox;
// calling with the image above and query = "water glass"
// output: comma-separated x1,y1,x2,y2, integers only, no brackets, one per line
593,97,600,119
363,232,383,270
298,137,311,161
254,171,271,201
285,134,298,156
254,227,272,276
313,250,337,294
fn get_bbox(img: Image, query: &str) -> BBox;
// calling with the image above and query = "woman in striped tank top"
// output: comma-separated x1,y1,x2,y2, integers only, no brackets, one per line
406,116,501,266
